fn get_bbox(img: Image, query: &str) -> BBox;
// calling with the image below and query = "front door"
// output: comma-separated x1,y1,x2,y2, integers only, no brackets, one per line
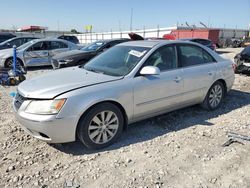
133,45,184,120
24,41,50,67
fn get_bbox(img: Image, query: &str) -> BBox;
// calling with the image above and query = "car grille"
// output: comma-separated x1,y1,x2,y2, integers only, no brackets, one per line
14,92,26,110
51,59,59,69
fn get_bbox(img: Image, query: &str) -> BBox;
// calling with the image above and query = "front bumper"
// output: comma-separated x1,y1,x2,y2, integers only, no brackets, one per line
0,57,6,67
51,59,70,69
13,97,79,143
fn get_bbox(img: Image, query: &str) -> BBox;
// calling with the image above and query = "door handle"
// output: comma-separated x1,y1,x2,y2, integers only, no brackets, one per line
173,76,182,83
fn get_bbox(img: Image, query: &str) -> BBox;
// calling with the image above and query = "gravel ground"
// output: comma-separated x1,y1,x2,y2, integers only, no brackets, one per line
0,48,250,188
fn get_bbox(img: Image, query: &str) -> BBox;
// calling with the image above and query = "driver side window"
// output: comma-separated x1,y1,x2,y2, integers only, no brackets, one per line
143,45,177,71
28,42,50,51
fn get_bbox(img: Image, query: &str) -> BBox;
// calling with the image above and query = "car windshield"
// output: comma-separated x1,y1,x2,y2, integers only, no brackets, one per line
83,45,149,76
17,40,36,50
81,41,106,52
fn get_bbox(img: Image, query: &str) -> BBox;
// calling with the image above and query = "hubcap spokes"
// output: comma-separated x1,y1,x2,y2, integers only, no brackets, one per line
88,111,119,144
209,85,222,108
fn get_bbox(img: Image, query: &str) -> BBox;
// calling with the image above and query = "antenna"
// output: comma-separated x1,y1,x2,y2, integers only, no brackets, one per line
185,22,191,28
199,21,208,28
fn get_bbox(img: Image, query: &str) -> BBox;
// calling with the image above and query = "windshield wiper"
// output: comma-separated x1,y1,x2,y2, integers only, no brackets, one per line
85,67,104,74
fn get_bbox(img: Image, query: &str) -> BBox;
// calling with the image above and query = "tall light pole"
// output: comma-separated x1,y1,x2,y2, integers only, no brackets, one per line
130,8,133,31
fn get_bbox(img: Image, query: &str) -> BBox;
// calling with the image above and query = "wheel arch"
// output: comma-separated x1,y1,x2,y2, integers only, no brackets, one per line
215,79,227,95
4,56,24,68
75,100,129,140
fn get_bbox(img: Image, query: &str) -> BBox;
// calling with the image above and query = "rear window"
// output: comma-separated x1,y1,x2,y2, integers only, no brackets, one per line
59,35,79,44
178,44,215,67
50,41,68,49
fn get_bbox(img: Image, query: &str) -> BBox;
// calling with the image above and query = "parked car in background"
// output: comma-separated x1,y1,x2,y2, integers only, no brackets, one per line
234,45,250,73
241,37,250,47
51,38,130,69
58,35,80,44
13,40,235,149
0,33,16,43
0,39,79,68
180,38,216,50
0,37,38,50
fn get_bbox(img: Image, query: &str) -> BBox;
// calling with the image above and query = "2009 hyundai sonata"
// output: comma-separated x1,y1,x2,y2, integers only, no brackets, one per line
13,40,235,149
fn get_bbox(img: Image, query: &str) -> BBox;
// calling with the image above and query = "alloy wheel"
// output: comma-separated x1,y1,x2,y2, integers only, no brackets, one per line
208,84,223,108
88,111,119,144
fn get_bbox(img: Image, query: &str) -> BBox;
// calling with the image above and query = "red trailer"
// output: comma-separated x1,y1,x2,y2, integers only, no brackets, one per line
166,29,220,46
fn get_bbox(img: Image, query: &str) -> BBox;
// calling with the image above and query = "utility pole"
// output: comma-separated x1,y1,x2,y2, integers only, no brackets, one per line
130,8,133,31
118,20,121,32
57,20,60,33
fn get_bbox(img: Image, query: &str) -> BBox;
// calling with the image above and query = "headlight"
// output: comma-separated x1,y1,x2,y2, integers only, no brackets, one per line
59,59,74,64
25,99,66,115
65,59,74,64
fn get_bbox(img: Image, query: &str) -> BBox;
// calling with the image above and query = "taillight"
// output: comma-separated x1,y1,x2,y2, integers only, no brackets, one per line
232,63,236,72
212,44,216,50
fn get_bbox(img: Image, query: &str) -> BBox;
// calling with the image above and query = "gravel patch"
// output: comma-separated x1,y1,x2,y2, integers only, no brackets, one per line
0,48,249,188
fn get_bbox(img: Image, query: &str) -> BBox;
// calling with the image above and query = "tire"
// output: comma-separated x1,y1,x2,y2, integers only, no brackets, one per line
18,75,26,82
77,102,124,149
5,58,13,68
9,78,16,86
5,58,24,70
201,81,225,110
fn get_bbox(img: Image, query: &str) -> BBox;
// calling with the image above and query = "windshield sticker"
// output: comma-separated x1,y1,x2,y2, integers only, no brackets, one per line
96,42,103,45
129,50,147,57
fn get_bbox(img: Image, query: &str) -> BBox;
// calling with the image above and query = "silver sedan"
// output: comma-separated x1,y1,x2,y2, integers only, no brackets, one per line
0,38,79,68
13,40,235,149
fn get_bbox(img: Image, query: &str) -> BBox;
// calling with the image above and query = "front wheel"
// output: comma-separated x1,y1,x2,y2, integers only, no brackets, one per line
201,81,225,110
77,103,124,149
5,58,24,70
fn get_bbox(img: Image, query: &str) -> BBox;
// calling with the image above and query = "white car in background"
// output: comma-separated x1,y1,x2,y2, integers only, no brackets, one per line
0,38,79,68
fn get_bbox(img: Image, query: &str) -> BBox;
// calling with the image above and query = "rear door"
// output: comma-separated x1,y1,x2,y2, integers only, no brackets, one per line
24,41,50,66
49,41,69,57
177,44,217,104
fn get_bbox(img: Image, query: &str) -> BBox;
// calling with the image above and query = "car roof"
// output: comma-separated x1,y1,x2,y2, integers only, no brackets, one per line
0,33,16,36
118,40,165,48
33,38,69,43
118,40,194,48
94,38,130,43
180,38,211,41
8,36,37,40
118,39,215,48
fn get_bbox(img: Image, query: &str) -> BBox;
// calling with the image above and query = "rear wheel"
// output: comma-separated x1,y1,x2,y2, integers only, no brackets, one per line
77,103,124,149
202,81,225,110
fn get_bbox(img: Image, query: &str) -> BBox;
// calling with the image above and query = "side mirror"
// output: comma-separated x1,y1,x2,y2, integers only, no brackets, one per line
102,48,108,52
140,66,160,76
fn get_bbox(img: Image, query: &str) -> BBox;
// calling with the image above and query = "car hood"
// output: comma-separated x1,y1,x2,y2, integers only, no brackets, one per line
0,48,13,56
18,67,122,99
53,49,90,60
